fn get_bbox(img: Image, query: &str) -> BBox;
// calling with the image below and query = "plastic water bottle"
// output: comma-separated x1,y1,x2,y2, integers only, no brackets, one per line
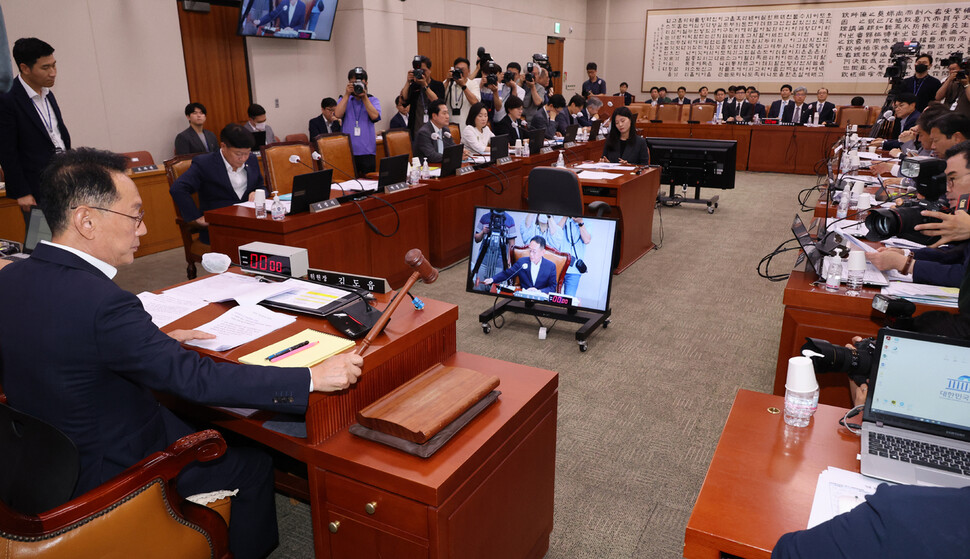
753,113,761,125
254,189,266,219
555,151,565,168
270,191,285,221
824,255,841,292
420,158,430,180
410,157,421,184
835,183,850,219
784,356,819,428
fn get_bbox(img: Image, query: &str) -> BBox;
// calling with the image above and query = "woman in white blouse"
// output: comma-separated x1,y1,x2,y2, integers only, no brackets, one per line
462,102,494,155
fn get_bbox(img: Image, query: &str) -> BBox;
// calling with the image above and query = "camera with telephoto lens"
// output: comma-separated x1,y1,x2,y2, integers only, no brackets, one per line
864,156,949,246
450,67,462,81
486,74,498,87
801,295,916,385
532,53,560,78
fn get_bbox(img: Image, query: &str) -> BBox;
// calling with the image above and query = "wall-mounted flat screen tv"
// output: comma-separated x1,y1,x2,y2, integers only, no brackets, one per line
238,0,338,41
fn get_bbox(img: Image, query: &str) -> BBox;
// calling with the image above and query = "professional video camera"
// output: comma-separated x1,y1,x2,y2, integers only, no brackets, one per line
884,40,920,81
864,156,948,246
532,53,560,79
352,67,366,95
412,55,424,81
941,50,970,80
801,295,917,385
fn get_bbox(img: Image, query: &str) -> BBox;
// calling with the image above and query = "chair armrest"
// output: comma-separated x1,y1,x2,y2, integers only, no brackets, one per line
0,430,227,536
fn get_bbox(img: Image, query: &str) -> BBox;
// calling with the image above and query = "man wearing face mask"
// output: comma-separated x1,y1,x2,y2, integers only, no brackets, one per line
244,103,279,145
901,54,942,112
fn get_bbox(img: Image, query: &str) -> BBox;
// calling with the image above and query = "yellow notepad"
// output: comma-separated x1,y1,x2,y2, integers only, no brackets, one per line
239,329,355,367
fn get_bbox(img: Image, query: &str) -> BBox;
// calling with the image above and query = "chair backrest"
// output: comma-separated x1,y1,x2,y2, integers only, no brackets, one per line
656,104,686,122
836,106,870,127
448,123,461,145
867,105,882,125
0,402,79,515
313,133,357,182
630,103,657,122
285,133,310,143
383,129,413,159
121,151,155,169
527,167,583,216
690,104,715,122
261,141,313,195
163,153,199,188
510,245,571,293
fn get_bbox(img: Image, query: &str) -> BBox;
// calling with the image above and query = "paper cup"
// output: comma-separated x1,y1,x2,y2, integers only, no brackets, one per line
847,249,867,272
856,192,871,210
868,145,877,153
786,356,818,392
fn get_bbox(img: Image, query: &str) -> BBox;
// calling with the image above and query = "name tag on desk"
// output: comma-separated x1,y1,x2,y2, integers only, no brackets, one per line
496,156,513,165
311,199,340,212
564,142,577,149
385,182,408,193
457,166,475,176
540,147,553,154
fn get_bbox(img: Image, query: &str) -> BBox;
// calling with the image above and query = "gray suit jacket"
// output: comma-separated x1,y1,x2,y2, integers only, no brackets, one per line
174,126,218,155
412,122,455,163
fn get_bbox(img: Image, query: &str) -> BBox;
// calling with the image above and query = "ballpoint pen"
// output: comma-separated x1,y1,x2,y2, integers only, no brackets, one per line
269,341,319,363
266,340,310,361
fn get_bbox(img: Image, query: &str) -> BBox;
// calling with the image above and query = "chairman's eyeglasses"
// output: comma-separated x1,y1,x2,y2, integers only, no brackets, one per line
72,206,145,228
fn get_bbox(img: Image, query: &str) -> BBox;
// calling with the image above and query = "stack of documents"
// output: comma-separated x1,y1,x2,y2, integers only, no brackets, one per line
575,170,623,180
807,467,888,528
339,179,379,192
882,282,960,308
163,273,295,306
137,292,208,328
574,163,635,171
184,305,297,352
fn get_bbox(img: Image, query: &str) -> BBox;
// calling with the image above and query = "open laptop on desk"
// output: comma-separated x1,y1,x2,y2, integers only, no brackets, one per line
440,144,465,177
861,327,970,487
489,135,509,164
588,120,601,140
252,130,267,148
791,214,888,286
527,128,545,156
562,124,579,146
289,169,333,214
378,154,409,189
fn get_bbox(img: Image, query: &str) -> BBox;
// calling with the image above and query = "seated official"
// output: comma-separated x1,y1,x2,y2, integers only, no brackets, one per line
169,123,266,244
647,87,661,106
412,99,456,163
389,95,409,129
462,101,495,155
711,88,734,122
614,82,634,105
731,89,766,122
772,484,970,559
308,97,341,139
174,102,218,155
531,93,566,140
482,236,558,294
582,96,603,126
781,87,811,124
244,103,279,145
767,84,793,119
809,88,836,125
927,111,970,156
693,86,715,105
672,86,691,105
565,94,586,128
882,92,921,151
0,148,362,559
867,142,970,287
600,107,649,165
492,95,530,143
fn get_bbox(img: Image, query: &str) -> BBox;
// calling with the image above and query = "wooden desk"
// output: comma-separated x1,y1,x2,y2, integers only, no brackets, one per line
776,265,955,407
747,126,843,175
165,291,558,559
684,389,858,559
0,195,24,245
578,167,661,273
205,185,430,288
131,166,183,257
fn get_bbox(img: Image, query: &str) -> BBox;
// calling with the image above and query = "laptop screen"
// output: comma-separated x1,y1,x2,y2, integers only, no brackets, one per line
790,214,822,272
24,207,52,253
866,328,970,440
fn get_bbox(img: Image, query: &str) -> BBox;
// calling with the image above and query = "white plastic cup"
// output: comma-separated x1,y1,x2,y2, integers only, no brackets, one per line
847,250,867,273
514,139,523,156
868,145,877,153
786,356,819,393
784,356,820,427
856,192,872,210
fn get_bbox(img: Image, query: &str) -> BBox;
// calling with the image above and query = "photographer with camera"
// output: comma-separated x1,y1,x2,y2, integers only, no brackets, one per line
400,55,445,140
490,62,525,124
334,66,381,175
521,61,547,122
935,54,970,117
443,57,480,126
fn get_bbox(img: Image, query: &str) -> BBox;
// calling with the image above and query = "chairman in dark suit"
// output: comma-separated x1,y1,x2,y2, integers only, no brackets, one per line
174,102,218,155
170,124,267,243
0,38,70,219
254,0,306,30
412,99,455,163
483,236,558,293
0,148,362,559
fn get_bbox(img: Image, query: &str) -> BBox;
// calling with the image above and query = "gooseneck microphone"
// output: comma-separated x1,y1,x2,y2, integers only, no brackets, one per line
354,249,438,356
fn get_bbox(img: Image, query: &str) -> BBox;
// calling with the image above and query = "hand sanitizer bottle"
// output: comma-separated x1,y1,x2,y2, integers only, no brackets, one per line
271,191,285,221
555,151,565,168
421,158,430,180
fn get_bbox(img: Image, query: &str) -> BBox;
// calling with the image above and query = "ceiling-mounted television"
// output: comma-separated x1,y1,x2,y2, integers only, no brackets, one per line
238,0,338,41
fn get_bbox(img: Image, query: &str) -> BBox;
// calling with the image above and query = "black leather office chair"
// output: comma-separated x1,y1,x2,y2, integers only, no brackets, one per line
527,167,611,217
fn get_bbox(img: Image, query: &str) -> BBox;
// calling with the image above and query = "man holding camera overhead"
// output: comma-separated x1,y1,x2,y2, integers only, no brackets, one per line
335,66,381,175
400,55,445,140
521,62,547,122
444,57,480,126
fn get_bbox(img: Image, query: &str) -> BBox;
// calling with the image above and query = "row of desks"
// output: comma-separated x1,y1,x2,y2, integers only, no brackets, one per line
635,122,846,175
206,139,662,286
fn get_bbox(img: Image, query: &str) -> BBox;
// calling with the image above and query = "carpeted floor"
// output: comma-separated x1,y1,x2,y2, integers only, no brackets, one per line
116,170,813,558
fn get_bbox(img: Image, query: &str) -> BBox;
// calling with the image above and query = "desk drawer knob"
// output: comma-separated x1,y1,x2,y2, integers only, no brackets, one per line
328,521,340,533
365,502,377,515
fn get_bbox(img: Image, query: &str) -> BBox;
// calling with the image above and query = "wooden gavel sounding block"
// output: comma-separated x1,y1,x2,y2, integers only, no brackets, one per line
354,249,438,355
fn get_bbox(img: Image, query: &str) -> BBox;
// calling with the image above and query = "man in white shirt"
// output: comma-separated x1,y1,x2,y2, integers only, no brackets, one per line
444,56,481,126
0,37,71,221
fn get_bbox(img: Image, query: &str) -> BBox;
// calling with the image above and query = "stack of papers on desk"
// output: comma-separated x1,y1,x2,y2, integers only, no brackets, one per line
576,170,623,180
807,467,888,528
339,179,379,192
575,163,635,171
137,292,208,328
184,304,296,352
857,151,892,161
882,282,960,308
467,155,489,164
164,273,295,307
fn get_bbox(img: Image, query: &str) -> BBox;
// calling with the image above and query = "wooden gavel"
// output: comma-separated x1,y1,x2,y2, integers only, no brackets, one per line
354,249,438,355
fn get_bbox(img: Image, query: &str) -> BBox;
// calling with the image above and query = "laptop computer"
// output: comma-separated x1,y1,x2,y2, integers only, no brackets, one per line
790,214,888,286
440,143,465,177
528,128,546,156
378,154,409,189
2,208,51,262
289,169,333,215
588,120,601,140
562,124,579,145
490,134,509,164
861,327,970,487
252,130,268,148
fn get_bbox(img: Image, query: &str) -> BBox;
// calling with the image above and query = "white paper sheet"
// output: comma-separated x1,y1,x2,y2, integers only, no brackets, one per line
235,200,292,212
136,292,209,328
184,304,296,352
338,179,379,192
575,163,635,171
807,467,888,529
576,170,623,180
163,273,295,306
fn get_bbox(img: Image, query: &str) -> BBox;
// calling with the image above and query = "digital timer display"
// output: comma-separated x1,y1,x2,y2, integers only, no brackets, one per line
240,250,291,276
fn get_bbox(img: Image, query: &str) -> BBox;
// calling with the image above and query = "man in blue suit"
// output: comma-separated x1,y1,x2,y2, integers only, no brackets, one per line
483,236,559,294
255,0,306,31
0,37,70,222
170,123,267,243
0,148,362,559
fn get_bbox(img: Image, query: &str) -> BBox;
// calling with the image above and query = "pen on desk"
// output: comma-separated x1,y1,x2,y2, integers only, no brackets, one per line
269,341,318,363
266,340,310,361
